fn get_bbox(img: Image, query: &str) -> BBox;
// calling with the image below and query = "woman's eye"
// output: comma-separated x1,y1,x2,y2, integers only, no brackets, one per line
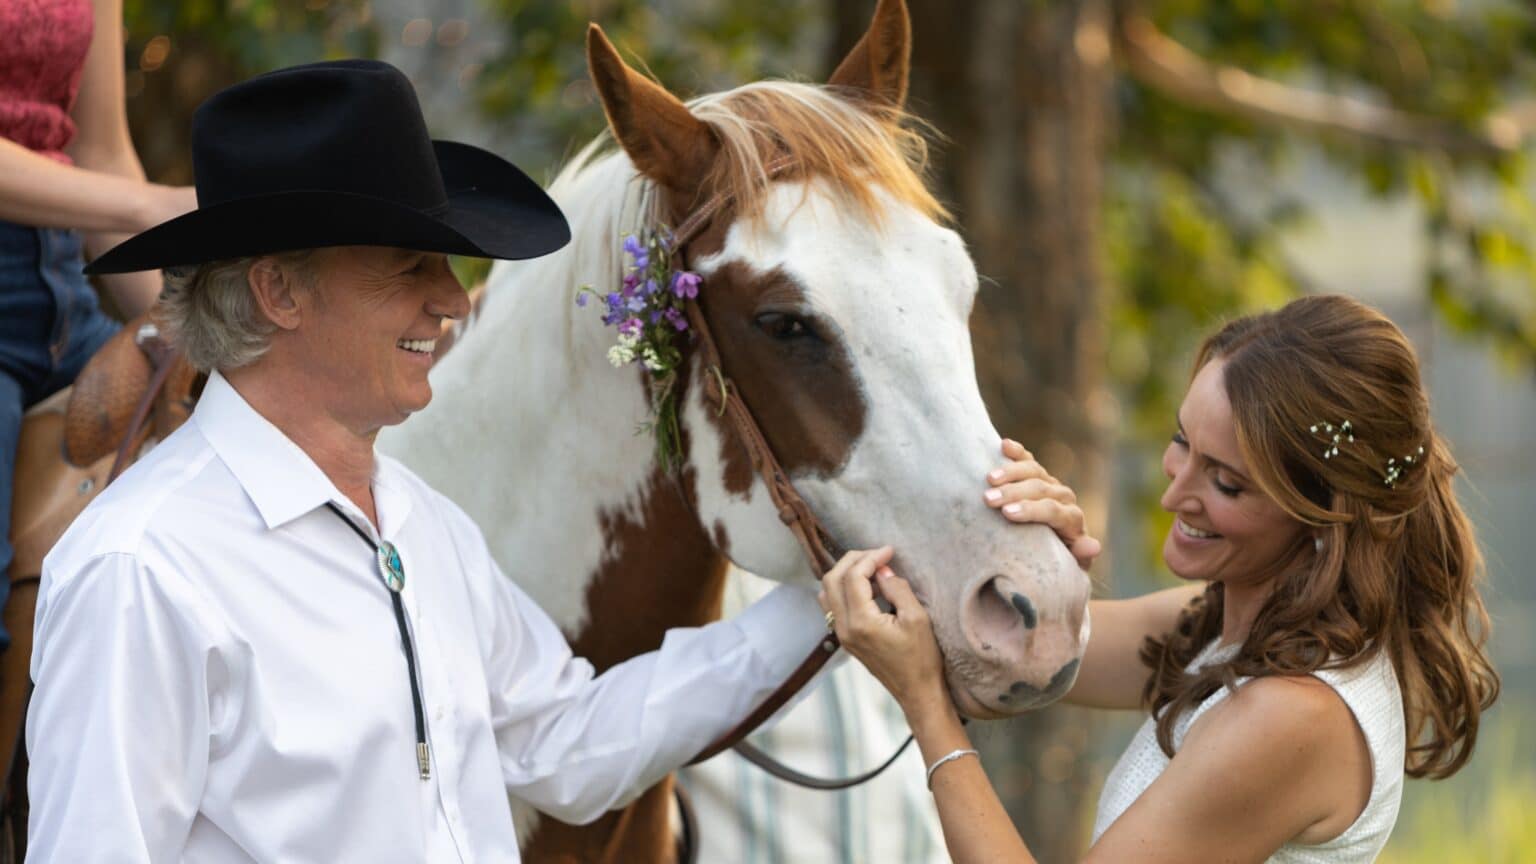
755,312,815,341
1213,476,1242,497
1171,430,1188,447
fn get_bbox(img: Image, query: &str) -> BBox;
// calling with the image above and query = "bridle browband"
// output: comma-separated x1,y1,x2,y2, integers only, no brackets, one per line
666,158,915,788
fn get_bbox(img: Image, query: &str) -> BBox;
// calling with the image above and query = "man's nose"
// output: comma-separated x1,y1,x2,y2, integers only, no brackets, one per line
428,268,471,320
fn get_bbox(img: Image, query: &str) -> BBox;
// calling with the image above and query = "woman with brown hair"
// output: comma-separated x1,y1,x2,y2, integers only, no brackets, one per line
821,294,1499,862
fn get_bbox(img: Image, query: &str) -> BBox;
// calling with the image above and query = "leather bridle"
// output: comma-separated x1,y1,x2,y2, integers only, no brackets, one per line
666,159,915,782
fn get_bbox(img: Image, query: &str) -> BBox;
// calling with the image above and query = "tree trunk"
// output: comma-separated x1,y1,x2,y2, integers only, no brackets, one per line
834,2,1115,860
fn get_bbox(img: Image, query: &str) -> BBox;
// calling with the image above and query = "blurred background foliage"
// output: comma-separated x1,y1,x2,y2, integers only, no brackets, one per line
120,0,1535,859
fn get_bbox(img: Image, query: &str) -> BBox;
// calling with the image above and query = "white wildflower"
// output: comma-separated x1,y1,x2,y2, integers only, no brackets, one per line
607,333,639,367
640,345,665,372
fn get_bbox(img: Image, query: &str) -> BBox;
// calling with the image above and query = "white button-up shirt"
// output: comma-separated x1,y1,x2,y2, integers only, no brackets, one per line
26,371,825,862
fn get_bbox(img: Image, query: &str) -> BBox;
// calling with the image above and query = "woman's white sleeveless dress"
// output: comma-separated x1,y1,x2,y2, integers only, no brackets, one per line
1091,640,1405,862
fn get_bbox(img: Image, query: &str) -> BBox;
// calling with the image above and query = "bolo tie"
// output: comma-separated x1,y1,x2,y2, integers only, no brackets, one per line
324,501,431,780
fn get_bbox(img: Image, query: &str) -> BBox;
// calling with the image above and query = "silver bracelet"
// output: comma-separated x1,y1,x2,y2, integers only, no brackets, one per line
925,748,979,788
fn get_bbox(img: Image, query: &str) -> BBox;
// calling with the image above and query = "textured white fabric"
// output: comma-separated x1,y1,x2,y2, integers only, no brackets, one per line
679,568,949,864
26,371,828,863
1092,638,1404,862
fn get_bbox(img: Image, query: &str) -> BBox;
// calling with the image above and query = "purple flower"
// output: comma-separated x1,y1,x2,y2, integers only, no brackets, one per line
626,295,646,313
618,317,642,337
643,278,659,296
622,235,650,270
665,306,689,331
622,272,640,291
650,310,662,324
671,270,702,299
575,292,588,307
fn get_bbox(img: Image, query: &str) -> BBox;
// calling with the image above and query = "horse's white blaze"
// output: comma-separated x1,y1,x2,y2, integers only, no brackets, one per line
693,180,1086,708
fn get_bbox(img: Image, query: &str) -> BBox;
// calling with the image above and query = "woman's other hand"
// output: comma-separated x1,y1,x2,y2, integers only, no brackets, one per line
817,548,950,720
984,439,1101,570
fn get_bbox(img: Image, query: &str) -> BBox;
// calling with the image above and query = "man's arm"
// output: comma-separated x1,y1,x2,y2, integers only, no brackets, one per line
454,517,825,823
487,571,824,823
27,552,216,861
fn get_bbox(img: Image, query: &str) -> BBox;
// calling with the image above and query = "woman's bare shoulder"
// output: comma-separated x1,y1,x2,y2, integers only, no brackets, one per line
1087,673,1369,863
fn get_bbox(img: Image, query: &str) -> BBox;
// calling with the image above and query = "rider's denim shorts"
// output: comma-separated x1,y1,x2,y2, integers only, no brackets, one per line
0,220,121,650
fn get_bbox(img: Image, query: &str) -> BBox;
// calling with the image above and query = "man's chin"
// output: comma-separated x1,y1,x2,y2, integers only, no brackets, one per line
388,389,433,424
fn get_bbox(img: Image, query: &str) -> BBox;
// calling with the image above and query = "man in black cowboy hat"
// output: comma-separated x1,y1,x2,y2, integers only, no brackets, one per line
24,60,831,861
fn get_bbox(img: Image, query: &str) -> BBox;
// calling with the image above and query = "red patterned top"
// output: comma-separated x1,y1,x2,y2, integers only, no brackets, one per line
0,0,95,164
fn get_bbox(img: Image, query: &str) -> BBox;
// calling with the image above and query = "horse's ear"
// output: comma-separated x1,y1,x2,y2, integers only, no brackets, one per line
827,0,911,108
587,24,718,199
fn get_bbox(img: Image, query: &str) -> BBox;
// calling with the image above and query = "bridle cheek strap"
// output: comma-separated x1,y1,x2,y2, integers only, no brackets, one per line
669,159,856,768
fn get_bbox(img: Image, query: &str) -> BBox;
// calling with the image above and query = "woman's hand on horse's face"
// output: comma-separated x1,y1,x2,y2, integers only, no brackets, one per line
817,549,949,717
986,439,1103,570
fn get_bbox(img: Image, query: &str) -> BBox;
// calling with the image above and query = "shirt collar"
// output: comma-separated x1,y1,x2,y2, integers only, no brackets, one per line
193,370,391,532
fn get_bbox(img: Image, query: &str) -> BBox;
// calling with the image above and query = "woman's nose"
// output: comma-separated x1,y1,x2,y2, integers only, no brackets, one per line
1159,461,1196,512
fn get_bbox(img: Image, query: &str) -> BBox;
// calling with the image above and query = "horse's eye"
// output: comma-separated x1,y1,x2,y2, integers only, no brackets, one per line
755,312,815,341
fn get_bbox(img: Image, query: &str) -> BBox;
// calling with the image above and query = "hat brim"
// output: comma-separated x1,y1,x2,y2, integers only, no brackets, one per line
84,141,571,275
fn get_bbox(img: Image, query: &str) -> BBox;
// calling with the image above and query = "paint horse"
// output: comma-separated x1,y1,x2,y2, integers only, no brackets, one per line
379,0,1092,859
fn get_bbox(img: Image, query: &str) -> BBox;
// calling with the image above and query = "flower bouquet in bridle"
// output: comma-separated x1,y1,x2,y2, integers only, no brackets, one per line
577,227,702,469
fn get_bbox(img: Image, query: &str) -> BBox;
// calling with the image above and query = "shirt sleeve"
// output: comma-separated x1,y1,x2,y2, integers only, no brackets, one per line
464,531,828,823
26,552,223,861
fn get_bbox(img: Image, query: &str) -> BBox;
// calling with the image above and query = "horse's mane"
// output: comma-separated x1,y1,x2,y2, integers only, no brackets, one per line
460,81,949,345
551,79,949,237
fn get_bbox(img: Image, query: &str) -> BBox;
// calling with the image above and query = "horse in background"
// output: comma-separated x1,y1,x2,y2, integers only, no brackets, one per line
379,0,1091,859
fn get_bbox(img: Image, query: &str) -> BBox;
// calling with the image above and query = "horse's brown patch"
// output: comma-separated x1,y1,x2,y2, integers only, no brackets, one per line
573,467,727,673
692,261,868,498
523,776,677,864
712,520,732,560
522,456,727,863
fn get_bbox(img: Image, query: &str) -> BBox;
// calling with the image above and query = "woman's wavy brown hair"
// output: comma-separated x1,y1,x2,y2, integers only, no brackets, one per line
1139,294,1499,779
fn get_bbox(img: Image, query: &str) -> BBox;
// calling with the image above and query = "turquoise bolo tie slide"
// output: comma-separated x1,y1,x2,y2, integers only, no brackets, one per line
324,502,429,780
376,541,406,592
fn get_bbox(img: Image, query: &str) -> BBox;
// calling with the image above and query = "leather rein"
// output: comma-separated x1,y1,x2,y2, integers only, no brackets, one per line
668,159,915,787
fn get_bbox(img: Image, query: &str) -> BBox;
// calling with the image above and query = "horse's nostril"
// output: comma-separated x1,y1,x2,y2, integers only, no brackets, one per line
969,576,1025,644
1010,592,1037,629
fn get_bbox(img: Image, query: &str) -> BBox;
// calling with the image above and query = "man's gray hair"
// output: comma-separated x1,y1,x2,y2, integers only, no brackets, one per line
160,251,315,372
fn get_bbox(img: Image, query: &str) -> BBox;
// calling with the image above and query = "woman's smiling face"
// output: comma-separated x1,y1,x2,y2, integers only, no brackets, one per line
1159,357,1307,586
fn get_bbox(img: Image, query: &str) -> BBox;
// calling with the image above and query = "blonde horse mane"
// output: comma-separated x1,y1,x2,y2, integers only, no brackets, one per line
554,79,947,236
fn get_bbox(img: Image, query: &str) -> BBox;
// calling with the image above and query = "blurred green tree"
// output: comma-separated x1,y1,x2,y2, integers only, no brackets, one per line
122,0,380,182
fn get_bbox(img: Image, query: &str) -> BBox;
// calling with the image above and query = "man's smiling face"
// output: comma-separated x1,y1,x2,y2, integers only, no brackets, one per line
294,246,470,433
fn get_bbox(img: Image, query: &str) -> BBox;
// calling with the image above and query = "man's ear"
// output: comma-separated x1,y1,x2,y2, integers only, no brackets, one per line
247,256,307,332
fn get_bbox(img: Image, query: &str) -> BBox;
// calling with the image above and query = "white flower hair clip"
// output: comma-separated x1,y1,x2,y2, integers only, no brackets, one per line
1309,419,1425,488
1309,420,1354,459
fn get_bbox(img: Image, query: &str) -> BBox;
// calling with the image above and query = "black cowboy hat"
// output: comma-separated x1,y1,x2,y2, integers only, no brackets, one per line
86,59,570,274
